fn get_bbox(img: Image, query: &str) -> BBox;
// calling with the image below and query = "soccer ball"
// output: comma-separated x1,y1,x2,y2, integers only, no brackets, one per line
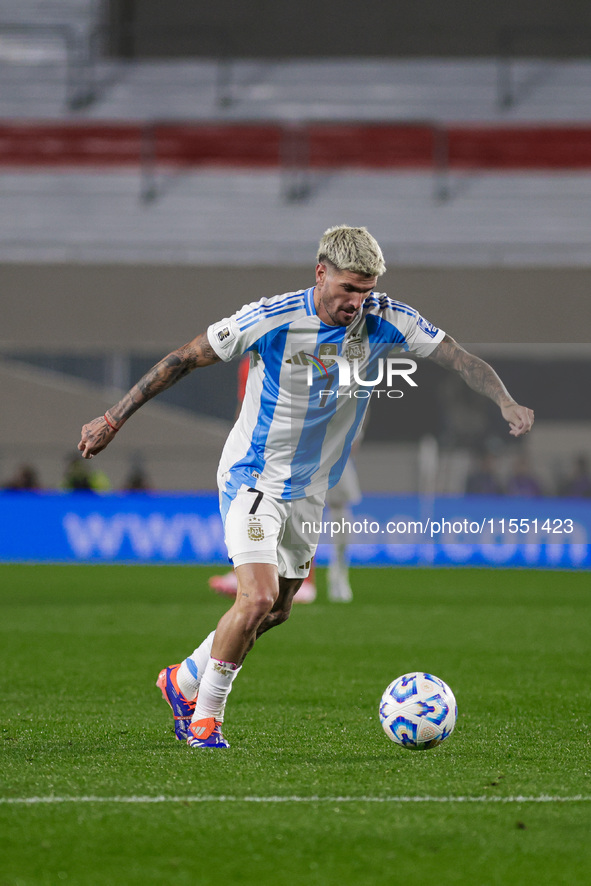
379,672,457,750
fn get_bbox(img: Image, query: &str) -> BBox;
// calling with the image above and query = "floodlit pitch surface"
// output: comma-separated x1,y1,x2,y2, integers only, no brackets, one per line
1,564,589,886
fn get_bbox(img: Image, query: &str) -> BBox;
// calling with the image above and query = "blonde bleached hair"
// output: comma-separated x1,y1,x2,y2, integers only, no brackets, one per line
317,225,386,277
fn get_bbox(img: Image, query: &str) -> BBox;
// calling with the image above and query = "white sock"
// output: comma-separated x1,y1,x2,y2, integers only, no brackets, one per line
192,657,241,723
329,540,349,582
329,506,351,590
176,631,215,700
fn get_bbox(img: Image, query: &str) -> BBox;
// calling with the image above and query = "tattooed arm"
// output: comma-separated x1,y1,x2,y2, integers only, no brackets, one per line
429,334,534,438
78,332,221,459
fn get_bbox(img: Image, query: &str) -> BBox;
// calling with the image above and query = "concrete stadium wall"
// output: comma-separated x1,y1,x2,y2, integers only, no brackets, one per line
0,357,229,491
2,263,591,349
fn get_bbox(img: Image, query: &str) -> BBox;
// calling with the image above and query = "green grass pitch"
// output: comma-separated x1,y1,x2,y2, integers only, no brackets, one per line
1,563,590,885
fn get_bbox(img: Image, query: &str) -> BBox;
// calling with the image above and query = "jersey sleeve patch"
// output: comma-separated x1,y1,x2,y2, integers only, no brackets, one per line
213,322,236,348
207,318,242,362
417,315,439,338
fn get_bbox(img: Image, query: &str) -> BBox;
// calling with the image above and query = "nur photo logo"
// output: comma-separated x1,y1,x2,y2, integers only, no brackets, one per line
288,350,419,403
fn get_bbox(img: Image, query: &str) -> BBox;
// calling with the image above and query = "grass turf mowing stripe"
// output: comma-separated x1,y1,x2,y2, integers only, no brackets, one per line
2,795,590,805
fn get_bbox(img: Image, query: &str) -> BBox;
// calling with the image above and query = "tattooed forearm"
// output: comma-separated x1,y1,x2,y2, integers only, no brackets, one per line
108,332,221,427
78,331,221,457
430,335,514,407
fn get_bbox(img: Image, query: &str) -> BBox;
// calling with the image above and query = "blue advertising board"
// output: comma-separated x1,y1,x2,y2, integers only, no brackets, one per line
0,491,589,569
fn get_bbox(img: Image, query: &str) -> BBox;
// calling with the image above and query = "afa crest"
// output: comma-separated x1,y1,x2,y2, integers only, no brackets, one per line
345,338,365,362
247,518,265,541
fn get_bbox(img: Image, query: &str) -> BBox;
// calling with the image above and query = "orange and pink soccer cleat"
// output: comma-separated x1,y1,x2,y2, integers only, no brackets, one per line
187,717,230,748
156,664,196,741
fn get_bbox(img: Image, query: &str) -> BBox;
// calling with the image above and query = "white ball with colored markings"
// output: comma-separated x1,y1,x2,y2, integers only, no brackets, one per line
379,672,457,750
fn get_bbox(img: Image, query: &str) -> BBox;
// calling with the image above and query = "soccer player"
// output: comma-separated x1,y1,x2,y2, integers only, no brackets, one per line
78,225,534,749
208,355,317,603
208,354,359,603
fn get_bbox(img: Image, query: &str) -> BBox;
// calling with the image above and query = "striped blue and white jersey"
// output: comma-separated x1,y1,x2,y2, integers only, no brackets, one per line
207,286,445,500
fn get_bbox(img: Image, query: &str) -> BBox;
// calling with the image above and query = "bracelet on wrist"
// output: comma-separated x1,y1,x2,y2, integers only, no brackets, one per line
104,413,119,432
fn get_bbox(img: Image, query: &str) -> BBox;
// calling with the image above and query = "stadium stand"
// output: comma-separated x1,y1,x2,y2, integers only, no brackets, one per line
2,6,591,265
1,1,590,490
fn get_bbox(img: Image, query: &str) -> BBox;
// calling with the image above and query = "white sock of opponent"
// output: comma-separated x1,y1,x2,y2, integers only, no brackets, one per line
176,631,215,701
329,540,348,581
328,506,351,584
192,657,241,723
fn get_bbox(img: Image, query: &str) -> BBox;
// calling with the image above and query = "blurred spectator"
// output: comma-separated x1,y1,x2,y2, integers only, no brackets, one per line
506,454,543,497
62,455,111,492
465,453,504,496
123,466,152,492
2,464,41,490
559,455,591,498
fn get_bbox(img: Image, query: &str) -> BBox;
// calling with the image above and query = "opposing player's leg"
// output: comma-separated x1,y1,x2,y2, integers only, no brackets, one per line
325,461,360,602
208,569,238,596
327,504,353,602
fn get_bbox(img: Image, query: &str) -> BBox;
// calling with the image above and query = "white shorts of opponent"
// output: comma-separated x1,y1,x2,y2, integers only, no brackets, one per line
325,459,361,510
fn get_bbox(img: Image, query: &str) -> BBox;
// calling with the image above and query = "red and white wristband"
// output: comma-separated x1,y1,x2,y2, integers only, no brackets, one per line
103,413,119,433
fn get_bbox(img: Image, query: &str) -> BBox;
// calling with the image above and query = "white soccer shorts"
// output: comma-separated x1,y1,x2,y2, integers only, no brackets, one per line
221,484,325,578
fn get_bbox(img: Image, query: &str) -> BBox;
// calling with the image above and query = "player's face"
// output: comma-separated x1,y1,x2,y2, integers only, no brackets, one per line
314,263,378,326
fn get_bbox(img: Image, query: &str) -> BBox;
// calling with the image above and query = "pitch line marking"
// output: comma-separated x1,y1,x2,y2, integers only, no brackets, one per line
1,795,590,805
